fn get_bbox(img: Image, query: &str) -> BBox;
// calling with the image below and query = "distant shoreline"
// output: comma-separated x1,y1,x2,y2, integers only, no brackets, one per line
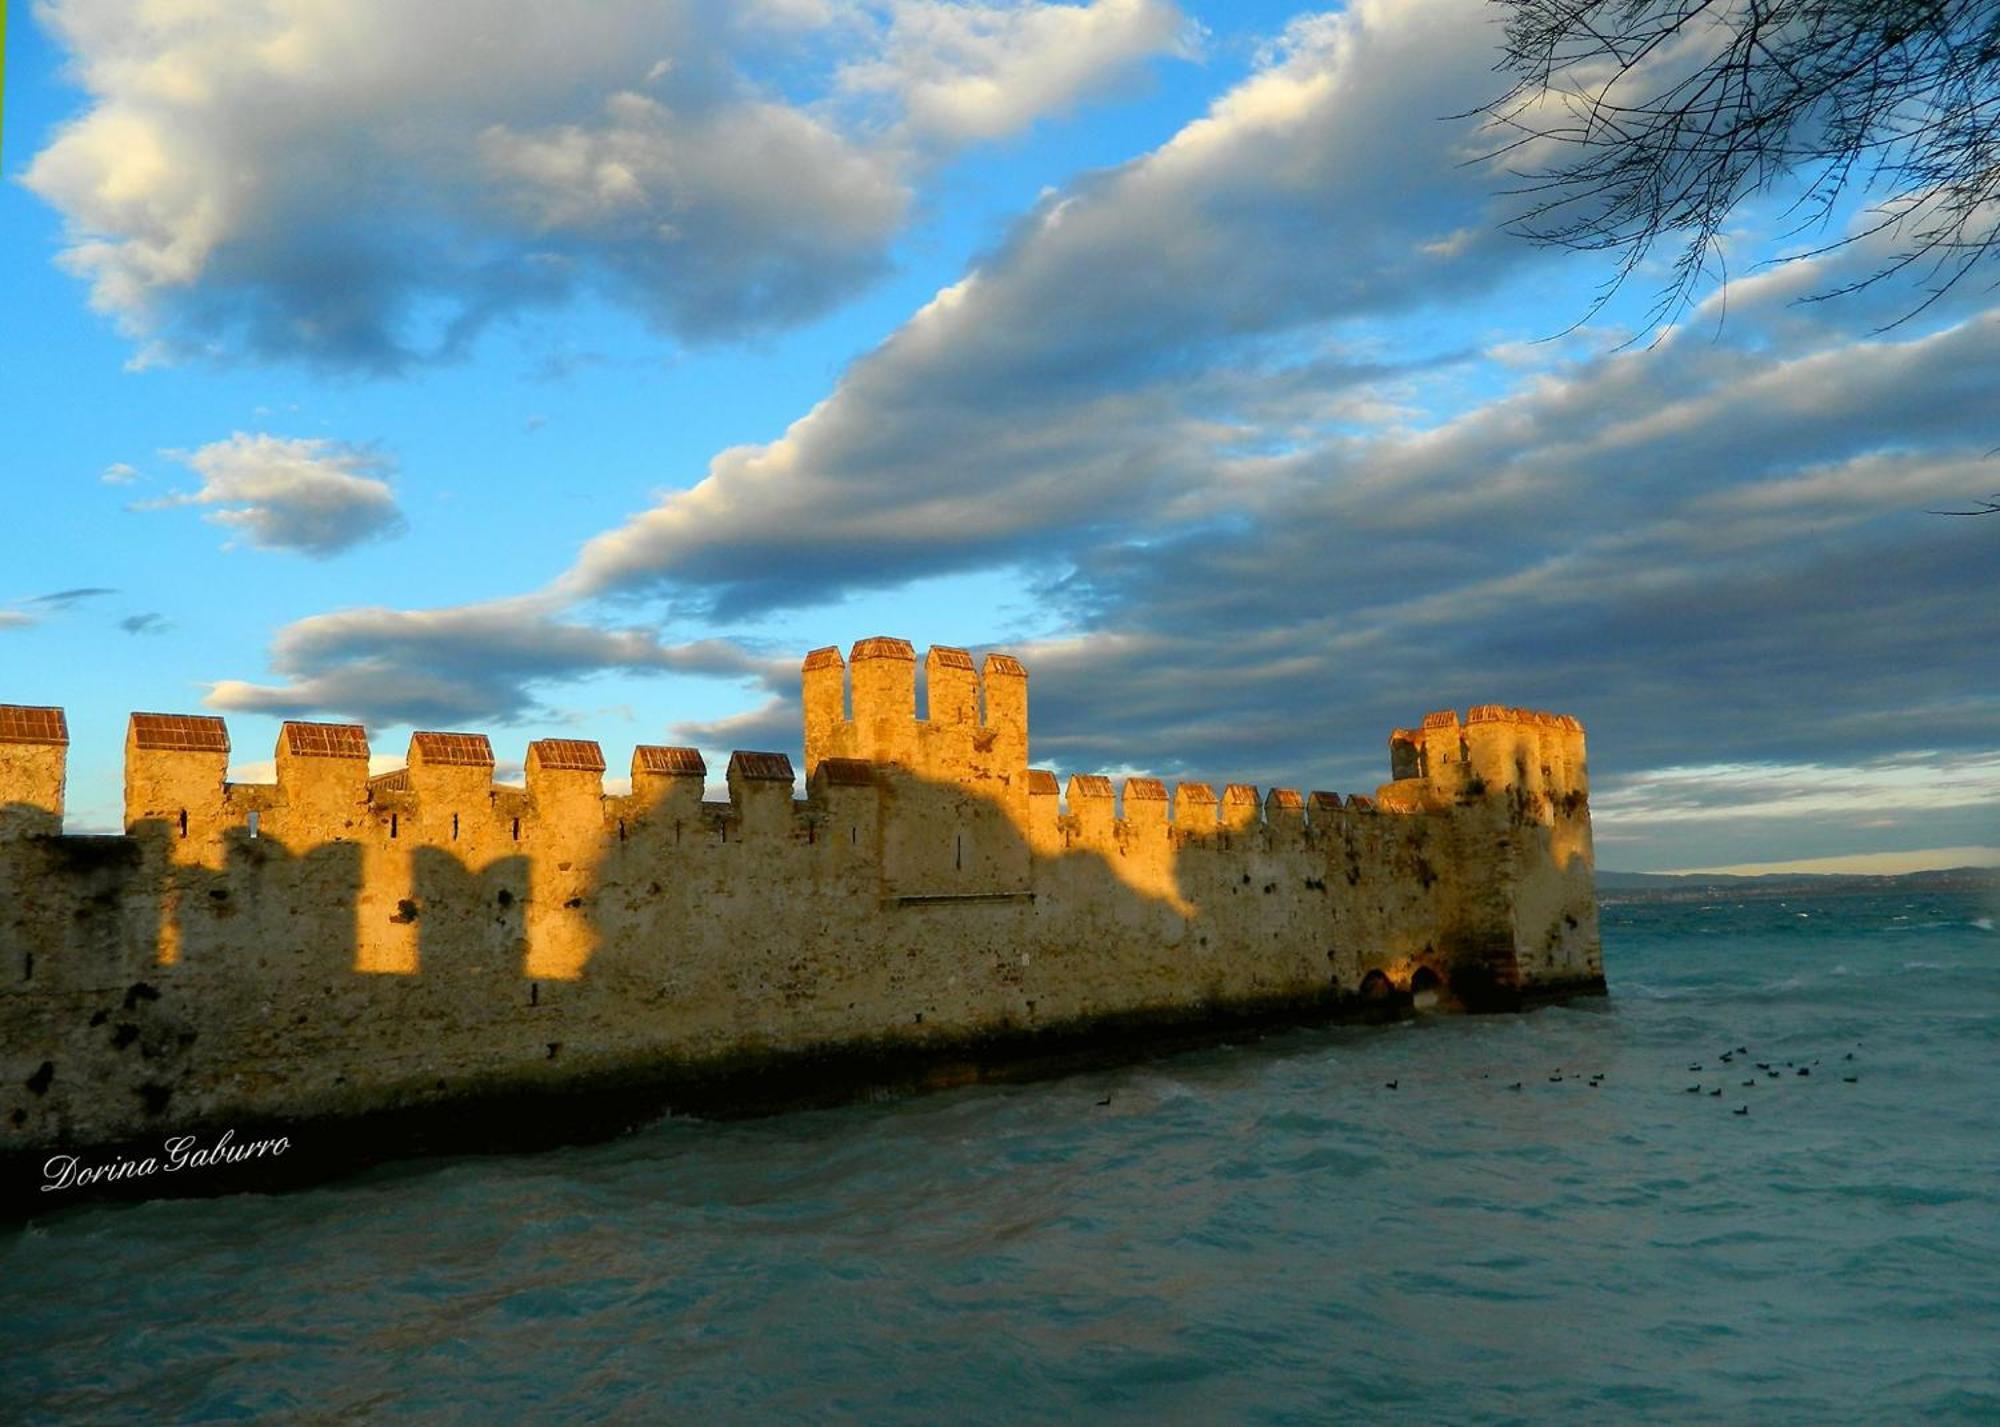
1597,867,2000,903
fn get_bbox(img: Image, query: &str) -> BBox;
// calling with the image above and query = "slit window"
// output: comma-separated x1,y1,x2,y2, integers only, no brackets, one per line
246,810,260,839
177,809,188,838
452,812,460,841
390,813,399,839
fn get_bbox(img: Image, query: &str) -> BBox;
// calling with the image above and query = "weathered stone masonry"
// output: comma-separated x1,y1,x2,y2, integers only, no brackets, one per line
0,639,1600,1192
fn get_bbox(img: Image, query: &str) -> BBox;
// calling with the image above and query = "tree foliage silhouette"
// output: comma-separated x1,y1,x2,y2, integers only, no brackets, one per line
1479,0,2000,330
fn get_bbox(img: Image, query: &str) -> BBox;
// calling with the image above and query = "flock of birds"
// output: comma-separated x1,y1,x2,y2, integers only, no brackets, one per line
1377,1045,1863,1115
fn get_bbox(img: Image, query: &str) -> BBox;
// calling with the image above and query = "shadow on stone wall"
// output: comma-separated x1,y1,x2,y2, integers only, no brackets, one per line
0,769,1598,1213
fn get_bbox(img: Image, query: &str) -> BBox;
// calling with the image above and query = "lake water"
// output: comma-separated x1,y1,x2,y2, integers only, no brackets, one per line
5,889,1997,1424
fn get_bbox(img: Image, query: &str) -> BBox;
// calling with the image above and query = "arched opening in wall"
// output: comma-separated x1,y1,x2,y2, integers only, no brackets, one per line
1359,969,1393,1003
246,810,259,840
1410,965,1445,1011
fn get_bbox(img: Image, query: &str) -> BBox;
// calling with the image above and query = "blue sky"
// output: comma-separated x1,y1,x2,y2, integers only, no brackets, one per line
1,0,1994,873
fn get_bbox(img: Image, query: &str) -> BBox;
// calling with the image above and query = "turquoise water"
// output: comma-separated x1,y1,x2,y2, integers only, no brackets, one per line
5,890,1998,1424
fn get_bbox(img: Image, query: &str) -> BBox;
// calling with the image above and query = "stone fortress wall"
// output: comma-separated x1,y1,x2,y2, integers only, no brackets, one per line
0,639,1601,1184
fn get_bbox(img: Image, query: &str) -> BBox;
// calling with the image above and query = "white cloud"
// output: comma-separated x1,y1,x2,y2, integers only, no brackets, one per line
150,433,405,557
1593,753,2000,827
557,0,1526,612
841,0,1188,144
23,0,1185,368
205,597,785,725
100,461,139,484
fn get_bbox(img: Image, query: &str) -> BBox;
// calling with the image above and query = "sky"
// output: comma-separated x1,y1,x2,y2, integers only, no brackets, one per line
0,0,1994,874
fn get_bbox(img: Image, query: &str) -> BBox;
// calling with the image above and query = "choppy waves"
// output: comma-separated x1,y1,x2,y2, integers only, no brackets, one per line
3,890,1997,1425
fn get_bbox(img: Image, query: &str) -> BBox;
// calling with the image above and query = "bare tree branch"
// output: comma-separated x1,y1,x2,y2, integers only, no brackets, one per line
1472,0,2000,512
1472,0,2000,333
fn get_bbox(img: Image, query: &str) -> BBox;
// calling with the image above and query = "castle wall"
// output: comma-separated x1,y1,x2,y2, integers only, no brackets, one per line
0,643,1600,1177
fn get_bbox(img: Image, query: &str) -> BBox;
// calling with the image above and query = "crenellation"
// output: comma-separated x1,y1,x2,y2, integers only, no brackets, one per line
1064,774,1116,846
0,705,68,840
404,730,496,836
1390,728,1425,781
1264,787,1304,837
524,741,606,831
980,652,1028,772
1174,781,1218,834
272,720,371,841
727,751,797,837
631,745,706,817
925,645,980,728
125,713,231,846
0,646,1599,1183
801,645,847,778
849,636,918,768
1222,783,1261,831
1119,776,1168,828
1024,767,1061,849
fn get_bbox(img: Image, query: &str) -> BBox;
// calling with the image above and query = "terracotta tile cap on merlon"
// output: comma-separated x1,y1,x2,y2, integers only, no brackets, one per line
530,739,607,773
409,731,494,768
129,712,225,753
850,637,915,662
814,757,875,787
634,746,705,777
728,751,795,782
282,721,368,760
0,705,70,747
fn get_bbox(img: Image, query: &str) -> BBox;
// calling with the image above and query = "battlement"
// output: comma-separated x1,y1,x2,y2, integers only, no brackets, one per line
0,705,68,839
0,658,1589,860
1383,703,1588,801
0,651,1601,1185
802,637,1029,790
